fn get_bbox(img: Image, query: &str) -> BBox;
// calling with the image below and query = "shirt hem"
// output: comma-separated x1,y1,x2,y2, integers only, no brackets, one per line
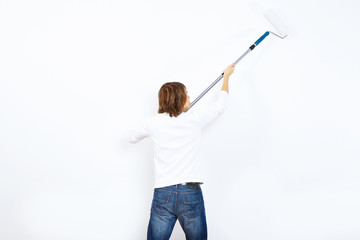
154,180,204,189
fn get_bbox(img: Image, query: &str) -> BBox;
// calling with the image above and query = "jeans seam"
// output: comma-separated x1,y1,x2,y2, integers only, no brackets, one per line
155,189,201,194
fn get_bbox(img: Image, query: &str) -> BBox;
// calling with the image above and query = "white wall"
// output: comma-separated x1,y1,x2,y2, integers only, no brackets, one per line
1,0,359,239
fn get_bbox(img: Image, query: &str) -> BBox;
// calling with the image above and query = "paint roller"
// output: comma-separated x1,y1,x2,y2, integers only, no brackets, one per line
188,9,289,109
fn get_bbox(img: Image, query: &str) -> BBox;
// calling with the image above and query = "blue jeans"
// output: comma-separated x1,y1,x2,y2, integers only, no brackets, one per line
147,183,207,240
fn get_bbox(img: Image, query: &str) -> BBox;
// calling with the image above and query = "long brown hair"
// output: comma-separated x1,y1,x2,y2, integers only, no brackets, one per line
158,82,187,117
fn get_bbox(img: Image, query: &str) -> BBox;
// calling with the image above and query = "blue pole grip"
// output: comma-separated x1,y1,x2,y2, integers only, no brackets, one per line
254,31,270,46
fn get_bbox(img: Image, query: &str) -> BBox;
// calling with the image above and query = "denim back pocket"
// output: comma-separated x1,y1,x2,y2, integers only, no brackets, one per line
151,191,171,215
182,192,202,218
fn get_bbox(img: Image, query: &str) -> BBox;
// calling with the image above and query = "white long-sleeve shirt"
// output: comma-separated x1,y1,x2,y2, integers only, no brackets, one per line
129,90,229,188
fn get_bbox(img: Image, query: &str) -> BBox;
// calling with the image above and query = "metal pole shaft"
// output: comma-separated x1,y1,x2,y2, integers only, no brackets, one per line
189,48,252,109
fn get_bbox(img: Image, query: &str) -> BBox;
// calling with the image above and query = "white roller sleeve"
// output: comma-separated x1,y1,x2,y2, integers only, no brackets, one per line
264,9,289,37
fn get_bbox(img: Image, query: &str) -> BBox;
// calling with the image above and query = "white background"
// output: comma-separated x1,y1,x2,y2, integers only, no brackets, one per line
1,0,359,239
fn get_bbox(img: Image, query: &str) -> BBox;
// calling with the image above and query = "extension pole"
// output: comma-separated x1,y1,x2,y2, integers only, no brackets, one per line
189,31,270,109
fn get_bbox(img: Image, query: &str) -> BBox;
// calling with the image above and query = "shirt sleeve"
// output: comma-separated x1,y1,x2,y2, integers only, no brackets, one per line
190,90,229,127
129,118,150,143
